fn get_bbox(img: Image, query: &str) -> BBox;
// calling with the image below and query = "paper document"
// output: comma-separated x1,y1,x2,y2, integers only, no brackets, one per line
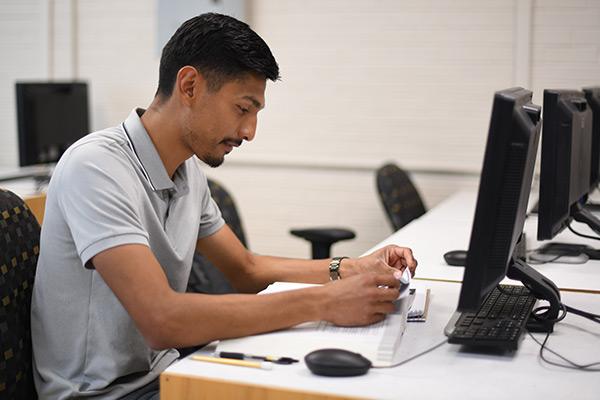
216,281,414,367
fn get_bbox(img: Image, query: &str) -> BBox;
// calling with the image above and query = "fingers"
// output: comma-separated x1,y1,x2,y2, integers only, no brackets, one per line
376,286,400,302
384,245,418,276
373,273,400,289
326,274,400,326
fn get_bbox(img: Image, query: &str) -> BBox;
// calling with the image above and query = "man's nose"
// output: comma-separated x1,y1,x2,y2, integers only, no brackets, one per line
239,115,257,142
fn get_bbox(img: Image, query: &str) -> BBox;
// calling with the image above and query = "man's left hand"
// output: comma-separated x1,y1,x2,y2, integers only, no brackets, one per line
339,245,417,279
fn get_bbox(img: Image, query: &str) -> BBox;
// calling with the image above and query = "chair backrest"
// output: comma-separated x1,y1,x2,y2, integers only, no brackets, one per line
0,189,40,400
376,163,426,231
207,179,247,247
187,179,246,294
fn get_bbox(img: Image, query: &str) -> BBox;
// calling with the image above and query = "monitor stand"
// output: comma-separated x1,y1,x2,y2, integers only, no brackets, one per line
586,202,600,212
506,258,562,333
533,203,600,262
533,242,600,261
573,202,600,236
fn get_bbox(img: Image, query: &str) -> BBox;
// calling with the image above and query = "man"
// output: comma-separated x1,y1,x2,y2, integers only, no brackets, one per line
31,13,417,399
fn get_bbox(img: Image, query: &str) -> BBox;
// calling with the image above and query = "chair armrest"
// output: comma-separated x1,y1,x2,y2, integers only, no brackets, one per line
290,228,356,259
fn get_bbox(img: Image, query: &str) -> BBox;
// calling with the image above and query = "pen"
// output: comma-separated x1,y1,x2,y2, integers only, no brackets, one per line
190,355,272,370
217,351,299,365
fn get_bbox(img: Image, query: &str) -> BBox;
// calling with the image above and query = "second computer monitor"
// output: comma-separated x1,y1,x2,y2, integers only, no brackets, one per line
583,87,600,190
537,90,593,241
16,81,90,167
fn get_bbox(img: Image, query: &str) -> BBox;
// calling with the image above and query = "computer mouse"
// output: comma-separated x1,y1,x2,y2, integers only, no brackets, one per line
304,348,372,377
443,250,467,266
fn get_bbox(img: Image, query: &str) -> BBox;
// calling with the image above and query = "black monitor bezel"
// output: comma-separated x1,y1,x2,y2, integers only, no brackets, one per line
583,87,600,190
537,89,593,241
16,81,90,167
457,87,541,313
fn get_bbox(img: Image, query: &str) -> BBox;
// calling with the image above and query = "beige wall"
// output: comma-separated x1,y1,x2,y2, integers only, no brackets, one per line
1,0,599,257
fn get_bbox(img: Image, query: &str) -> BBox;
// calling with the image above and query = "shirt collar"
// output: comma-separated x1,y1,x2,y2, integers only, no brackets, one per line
122,108,175,192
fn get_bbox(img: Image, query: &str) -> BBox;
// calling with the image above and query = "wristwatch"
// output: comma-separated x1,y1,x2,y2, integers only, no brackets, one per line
329,257,348,281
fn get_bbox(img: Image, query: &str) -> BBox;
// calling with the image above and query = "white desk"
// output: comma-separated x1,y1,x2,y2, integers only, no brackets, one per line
364,191,600,293
0,165,52,182
161,280,600,400
160,190,600,399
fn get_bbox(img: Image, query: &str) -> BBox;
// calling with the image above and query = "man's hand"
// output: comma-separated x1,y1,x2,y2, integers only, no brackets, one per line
340,245,417,279
319,273,400,326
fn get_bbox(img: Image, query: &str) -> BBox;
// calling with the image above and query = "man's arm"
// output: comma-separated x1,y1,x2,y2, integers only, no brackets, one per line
196,225,417,293
92,243,400,350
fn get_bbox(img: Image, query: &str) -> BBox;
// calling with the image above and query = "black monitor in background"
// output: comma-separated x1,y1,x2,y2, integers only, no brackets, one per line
16,81,90,167
583,87,600,190
453,88,560,328
537,89,600,241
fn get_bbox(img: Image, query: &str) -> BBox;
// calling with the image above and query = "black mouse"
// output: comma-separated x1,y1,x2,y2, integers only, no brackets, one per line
443,250,468,266
304,348,372,377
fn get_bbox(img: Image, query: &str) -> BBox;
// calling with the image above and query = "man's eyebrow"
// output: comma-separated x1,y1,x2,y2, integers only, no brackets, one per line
243,95,264,110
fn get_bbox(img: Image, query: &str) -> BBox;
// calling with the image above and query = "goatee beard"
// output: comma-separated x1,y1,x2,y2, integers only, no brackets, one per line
203,155,224,168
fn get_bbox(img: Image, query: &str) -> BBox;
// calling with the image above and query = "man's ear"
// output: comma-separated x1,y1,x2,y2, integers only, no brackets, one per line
175,66,207,105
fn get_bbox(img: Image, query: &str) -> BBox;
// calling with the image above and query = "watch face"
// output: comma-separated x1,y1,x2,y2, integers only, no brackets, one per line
329,261,341,280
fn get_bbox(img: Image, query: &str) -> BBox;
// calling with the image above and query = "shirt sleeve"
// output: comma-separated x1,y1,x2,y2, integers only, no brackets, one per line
55,141,149,268
196,169,225,239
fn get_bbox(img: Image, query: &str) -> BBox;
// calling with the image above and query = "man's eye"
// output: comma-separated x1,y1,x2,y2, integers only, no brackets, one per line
237,105,249,114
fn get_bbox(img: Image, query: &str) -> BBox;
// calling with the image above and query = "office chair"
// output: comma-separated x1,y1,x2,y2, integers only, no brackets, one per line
376,163,426,231
0,189,40,400
289,228,355,259
187,179,245,294
187,178,357,294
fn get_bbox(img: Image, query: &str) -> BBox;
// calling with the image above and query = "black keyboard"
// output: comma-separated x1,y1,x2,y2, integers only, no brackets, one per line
447,284,537,350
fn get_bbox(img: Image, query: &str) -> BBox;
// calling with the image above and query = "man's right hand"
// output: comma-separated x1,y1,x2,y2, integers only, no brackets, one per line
318,273,400,326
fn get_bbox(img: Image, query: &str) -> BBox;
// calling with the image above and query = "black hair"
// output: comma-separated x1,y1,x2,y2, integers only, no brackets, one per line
156,13,279,97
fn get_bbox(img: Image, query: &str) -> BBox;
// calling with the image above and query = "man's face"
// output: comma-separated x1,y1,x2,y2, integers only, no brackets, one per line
182,73,266,168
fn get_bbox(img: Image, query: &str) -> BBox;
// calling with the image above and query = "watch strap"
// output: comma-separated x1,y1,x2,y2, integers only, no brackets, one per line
329,256,348,281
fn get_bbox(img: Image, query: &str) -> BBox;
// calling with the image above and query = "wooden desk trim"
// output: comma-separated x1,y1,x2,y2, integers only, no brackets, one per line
24,193,46,225
413,277,600,295
160,371,367,400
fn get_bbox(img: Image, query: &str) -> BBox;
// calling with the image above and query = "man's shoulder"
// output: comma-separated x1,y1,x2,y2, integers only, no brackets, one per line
68,125,128,156
58,126,132,169
52,125,137,187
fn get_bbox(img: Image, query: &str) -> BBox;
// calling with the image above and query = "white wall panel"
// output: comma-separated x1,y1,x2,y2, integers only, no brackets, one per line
0,0,47,167
77,0,159,130
200,161,479,258
244,0,516,174
1,0,598,261
530,0,600,101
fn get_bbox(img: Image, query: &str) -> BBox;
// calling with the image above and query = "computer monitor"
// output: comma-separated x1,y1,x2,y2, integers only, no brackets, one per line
16,81,90,167
452,88,560,328
537,89,600,240
583,87,600,190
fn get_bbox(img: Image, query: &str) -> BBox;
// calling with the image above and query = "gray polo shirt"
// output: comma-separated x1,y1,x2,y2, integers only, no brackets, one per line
31,109,225,399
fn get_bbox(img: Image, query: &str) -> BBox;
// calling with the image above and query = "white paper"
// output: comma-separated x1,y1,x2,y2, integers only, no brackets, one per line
217,281,412,366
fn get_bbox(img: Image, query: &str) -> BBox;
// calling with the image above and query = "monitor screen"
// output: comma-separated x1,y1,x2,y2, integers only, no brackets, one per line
537,90,593,241
16,82,90,167
583,87,600,189
457,88,541,313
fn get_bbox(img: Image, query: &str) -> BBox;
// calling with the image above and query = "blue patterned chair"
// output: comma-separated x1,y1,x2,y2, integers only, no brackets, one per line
0,189,40,400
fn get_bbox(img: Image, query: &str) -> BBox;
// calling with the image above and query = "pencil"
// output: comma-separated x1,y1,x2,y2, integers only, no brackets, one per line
190,355,273,370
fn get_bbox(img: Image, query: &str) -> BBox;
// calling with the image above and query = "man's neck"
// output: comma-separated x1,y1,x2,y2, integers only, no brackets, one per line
140,101,192,178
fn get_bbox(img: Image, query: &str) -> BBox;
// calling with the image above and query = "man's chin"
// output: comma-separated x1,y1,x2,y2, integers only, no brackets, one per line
201,155,225,168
